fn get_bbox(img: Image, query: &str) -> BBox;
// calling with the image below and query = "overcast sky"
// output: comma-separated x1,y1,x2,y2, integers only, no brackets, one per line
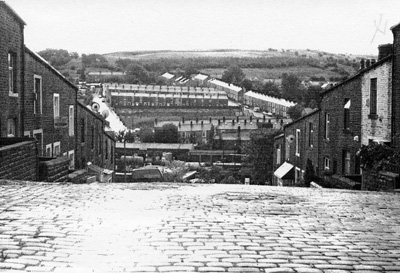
5,0,400,55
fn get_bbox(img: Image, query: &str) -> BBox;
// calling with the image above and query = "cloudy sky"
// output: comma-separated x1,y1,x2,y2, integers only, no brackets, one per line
5,0,400,55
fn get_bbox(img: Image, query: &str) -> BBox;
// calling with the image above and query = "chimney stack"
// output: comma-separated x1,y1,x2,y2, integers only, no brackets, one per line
366,59,371,68
360,59,365,70
378,43,392,60
182,117,185,123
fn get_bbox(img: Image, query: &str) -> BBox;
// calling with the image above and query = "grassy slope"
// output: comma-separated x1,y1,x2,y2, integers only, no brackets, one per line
61,49,375,81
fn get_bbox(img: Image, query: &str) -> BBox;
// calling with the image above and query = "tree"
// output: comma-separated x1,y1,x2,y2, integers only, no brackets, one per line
221,65,245,85
138,127,154,143
242,129,277,185
287,104,304,120
281,73,302,102
154,124,179,143
125,63,149,84
240,78,253,91
262,81,281,97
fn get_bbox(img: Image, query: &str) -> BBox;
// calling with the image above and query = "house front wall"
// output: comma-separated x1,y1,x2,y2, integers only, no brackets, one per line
284,111,319,183
319,77,362,177
361,61,392,145
24,51,77,158
0,3,24,137
76,104,104,169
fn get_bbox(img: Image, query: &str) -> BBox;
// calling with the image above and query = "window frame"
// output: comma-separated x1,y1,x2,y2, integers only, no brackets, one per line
34,75,43,115
295,129,300,157
69,105,74,136
53,93,60,118
325,113,330,140
7,118,16,137
309,122,314,148
324,157,331,170
8,52,17,96
344,98,350,130
370,78,377,116
53,141,61,156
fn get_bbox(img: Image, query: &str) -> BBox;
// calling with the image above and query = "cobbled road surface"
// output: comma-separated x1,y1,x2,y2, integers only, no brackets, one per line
0,181,399,273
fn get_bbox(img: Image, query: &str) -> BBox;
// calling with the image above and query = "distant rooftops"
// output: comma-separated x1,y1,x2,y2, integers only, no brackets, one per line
161,72,175,80
208,79,242,92
244,91,296,108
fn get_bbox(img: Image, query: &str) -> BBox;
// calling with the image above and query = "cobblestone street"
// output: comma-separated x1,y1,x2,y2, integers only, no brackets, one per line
0,181,399,272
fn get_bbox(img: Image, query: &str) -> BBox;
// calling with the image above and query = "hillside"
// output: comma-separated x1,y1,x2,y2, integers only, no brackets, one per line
55,48,375,84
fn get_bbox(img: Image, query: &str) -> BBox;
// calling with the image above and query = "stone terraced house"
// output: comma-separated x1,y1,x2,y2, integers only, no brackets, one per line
273,27,400,191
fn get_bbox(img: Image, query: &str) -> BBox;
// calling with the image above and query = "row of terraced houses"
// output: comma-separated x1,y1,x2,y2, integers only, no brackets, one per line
273,27,400,191
0,1,115,182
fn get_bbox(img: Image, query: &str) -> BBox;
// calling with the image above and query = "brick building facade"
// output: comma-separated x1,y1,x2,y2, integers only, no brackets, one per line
273,110,319,186
24,48,77,162
0,1,25,138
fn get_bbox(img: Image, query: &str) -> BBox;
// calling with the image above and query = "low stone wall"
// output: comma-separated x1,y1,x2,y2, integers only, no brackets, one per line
325,175,360,190
362,170,398,191
38,157,70,182
0,139,37,181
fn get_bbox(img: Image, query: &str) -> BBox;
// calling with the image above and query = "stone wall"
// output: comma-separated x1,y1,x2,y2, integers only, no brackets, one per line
361,60,392,145
362,169,398,191
0,139,37,180
38,157,70,182
319,77,362,176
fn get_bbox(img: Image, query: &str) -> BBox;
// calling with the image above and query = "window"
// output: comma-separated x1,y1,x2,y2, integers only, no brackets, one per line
53,142,61,156
81,119,85,143
7,119,16,137
45,144,52,157
182,132,186,138
324,157,331,170
68,150,75,170
91,126,94,149
69,105,74,136
295,129,300,157
8,52,17,95
370,78,377,116
344,98,350,130
295,167,301,183
276,144,281,164
34,75,42,114
325,113,330,140
309,122,314,148
343,150,351,175
53,94,60,117
202,131,207,138
105,140,108,159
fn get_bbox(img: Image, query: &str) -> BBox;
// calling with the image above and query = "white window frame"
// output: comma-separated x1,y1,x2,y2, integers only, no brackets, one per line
325,113,330,140
295,167,301,182
45,143,52,157
33,129,43,156
69,105,74,136
53,141,61,156
53,93,60,118
324,157,331,170
295,129,300,157
24,131,31,137
7,119,16,137
276,145,281,164
34,75,42,115
8,52,18,96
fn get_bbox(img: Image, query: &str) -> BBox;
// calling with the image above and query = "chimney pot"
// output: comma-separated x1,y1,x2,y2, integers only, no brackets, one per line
360,59,365,70
366,59,371,67
371,59,376,65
